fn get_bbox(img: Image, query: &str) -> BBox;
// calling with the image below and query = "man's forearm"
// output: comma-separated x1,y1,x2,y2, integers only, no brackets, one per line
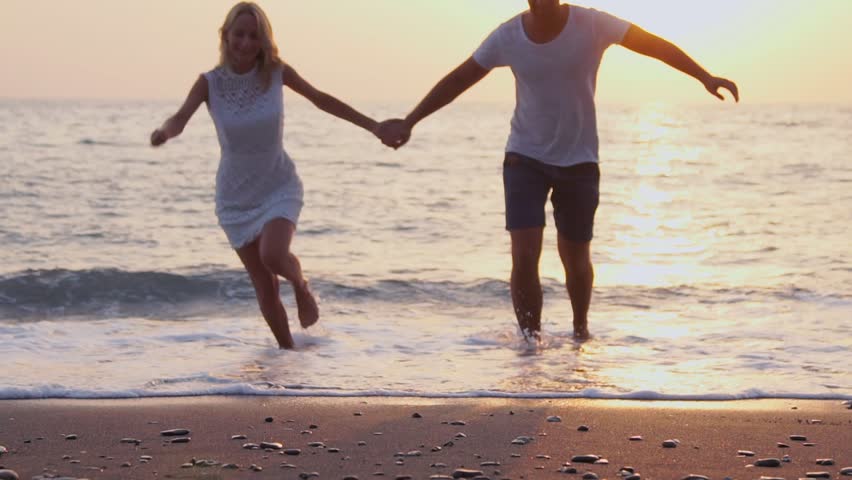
655,41,712,84
404,74,468,128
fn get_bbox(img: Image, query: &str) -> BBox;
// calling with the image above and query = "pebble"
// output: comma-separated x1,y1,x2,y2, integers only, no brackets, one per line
140,455,152,461
625,475,641,480
260,441,283,450
578,425,590,432
231,434,247,440
803,443,816,447
160,428,190,436
121,462,132,467
431,446,442,452
594,459,609,465
299,473,319,479
222,463,239,469
662,440,679,448
511,436,534,445
535,454,551,460
629,436,643,441
804,473,830,479
265,417,274,422
455,433,467,438
301,430,313,435
412,413,423,418
681,476,709,480
395,476,413,480
559,466,578,474
777,442,790,448
620,467,635,474
64,434,78,440
431,463,448,468
170,437,191,444
546,416,562,423
119,438,142,445
481,461,500,466
308,441,326,448
250,464,263,472
789,435,807,441
0,446,6,455
571,455,600,463
343,476,359,480
284,449,301,455
582,473,599,480
358,441,367,446
757,477,784,480
0,470,18,480
755,458,782,467
328,447,341,453
450,420,467,426
452,469,484,478
243,443,260,450
783,455,792,462
430,476,454,480
738,450,756,456
839,467,852,476
354,412,364,416
309,424,319,429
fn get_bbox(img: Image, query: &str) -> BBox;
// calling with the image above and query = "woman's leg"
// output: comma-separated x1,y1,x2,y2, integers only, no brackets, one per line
257,218,319,328
236,239,294,349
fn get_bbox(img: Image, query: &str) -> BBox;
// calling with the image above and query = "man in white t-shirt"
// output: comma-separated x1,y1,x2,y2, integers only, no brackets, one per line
377,1,738,341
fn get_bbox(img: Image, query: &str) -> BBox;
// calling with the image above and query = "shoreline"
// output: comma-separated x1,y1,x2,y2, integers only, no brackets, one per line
1,397,850,479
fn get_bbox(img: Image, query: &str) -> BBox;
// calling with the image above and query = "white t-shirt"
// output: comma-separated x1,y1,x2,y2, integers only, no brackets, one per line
473,6,630,167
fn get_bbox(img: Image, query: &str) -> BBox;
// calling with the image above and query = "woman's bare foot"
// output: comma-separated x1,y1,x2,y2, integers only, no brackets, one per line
573,324,590,341
294,280,319,328
277,335,295,349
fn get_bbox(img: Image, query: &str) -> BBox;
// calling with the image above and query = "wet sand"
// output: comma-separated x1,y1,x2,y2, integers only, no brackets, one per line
0,397,849,479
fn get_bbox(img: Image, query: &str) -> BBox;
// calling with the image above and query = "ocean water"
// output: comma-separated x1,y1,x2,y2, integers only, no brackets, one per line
1,98,850,400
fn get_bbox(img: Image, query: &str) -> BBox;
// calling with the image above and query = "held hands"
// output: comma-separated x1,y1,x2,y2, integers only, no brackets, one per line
704,76,739,102
373,119,412,150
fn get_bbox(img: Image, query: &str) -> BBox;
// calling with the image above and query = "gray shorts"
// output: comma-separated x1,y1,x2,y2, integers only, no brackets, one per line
502,152,600,242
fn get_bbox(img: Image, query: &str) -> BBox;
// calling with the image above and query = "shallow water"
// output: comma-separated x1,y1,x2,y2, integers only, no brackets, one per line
1,99,850,399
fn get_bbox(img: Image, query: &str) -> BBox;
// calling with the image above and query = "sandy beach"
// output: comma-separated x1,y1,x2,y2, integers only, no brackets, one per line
0,398,849,479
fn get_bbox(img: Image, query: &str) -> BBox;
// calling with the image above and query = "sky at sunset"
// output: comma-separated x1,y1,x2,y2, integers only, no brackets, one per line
2,0,851,105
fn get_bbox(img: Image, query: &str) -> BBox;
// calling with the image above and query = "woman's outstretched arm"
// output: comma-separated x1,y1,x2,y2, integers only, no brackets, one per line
150,75,209,146
282,64,378,134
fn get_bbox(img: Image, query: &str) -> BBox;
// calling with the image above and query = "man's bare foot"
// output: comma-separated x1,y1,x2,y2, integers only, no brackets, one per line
573,325,590,342
522,327,542,345
294,280,319,328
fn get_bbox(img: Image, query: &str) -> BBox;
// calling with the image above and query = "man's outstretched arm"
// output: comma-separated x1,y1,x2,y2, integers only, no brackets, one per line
377,57,490,149
620,25,739,102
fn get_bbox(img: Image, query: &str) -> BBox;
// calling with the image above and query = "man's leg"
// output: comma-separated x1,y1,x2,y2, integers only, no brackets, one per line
557,237,593,339
551,162,599,340
510,227,544,339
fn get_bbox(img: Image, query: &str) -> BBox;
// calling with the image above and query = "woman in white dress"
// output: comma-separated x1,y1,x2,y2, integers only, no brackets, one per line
150,2,381,349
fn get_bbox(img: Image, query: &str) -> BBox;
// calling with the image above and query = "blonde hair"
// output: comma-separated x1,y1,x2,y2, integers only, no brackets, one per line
219,2,283,90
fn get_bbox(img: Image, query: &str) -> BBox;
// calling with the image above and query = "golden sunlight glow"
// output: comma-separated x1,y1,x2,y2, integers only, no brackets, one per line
1,0,851,103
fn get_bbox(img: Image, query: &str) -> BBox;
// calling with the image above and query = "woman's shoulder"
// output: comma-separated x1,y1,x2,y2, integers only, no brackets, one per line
203,65,226,79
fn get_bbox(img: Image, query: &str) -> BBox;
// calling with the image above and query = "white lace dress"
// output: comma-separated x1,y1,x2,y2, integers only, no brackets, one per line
203,65,303,249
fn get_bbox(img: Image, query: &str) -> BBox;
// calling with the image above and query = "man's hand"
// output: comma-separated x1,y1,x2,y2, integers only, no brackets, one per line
375,119,411,149
704,76,739,102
